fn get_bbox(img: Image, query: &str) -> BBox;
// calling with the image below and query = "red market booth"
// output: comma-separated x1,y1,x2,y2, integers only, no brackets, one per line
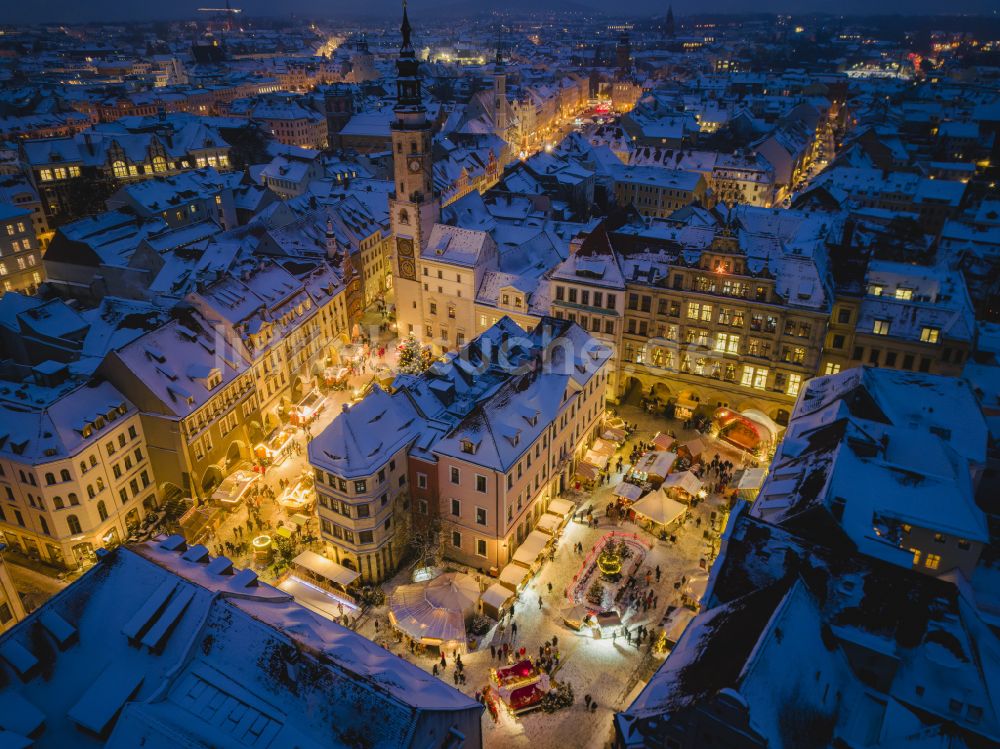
490,660,550,715
714,408,781,453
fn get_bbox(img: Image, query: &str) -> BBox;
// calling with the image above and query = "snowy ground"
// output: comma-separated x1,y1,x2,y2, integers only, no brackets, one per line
353,403,748,749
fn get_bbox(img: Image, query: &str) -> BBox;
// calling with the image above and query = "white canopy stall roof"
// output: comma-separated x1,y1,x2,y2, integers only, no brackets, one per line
631,488,687,527
388,573,479,647
536,513,562,534
737,467,768,498
681,438,707,459
660,470,704,497
635,450,676,479
590,438,617,458
292,550,360,588
547,498,575,517
613,482,644,501
499,563,531,591
480,583,514,611
512,530,550,567
652,432,675,451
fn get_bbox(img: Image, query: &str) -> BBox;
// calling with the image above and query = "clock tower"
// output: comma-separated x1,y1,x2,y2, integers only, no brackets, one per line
390,0,439,342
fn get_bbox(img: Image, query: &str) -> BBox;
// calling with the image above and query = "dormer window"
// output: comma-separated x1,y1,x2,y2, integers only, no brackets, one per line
461,439,479,454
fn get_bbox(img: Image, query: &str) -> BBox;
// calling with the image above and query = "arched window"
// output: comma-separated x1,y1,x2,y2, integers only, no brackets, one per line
60,469,71,482
79,460,86,473
152,155,167,173
97,501,108,522
96,477,104,491
89,455,97,467
399,209,409,225
68,493,79,506
67,515,82,535
112,160,128,178
87,485,95,499
53,496,64,510
45,472,55,485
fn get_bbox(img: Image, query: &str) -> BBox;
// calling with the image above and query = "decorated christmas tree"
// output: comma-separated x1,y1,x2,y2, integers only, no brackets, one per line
397,335,426,374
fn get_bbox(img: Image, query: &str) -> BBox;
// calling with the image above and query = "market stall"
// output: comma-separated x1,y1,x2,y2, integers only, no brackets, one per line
276,479,313,512
573,461,600,486
561,603,590,631
630,488,688,534
734,467,768,501
536,513,562,536
713,408,781,453
388,572,480,652
590,438,617,460
652,432,675,452
490,660,550,715
662,607,697,649
480,582,515,620
286,550,360,604
681,570,709,611
612,482,644,503
498,563,531,593
602,426,626,445
659,470,705,502
583,449,610,471
290,389,326,426
255,425,296,466
672,395,699,420
512,530,552,572
547,497,575,519
679,438,707,463
210,464,259,506
323,366,350,390
632,451,677,486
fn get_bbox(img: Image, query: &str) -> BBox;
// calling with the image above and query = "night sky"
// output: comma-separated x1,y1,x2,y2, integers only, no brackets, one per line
5,0,999,25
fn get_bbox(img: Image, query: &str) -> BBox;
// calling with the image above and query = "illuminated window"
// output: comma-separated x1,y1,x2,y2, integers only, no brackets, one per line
894,287,913,300
741,366,768,390
872,319,890,336
787,373,802,396
920,327,939,343
925,554,941,570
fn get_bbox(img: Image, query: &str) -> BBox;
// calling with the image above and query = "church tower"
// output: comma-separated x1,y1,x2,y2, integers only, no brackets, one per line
615,31,632,80
665,5,676,38
493,36,509,157
389,0,439,341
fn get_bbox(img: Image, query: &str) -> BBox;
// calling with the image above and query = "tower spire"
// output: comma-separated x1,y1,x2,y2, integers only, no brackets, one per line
395,0,422,109
400,0,412,51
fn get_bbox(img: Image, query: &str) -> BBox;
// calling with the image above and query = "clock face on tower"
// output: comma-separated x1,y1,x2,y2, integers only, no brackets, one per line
397,237,414,257
408,157,422,173
399,257,416,280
